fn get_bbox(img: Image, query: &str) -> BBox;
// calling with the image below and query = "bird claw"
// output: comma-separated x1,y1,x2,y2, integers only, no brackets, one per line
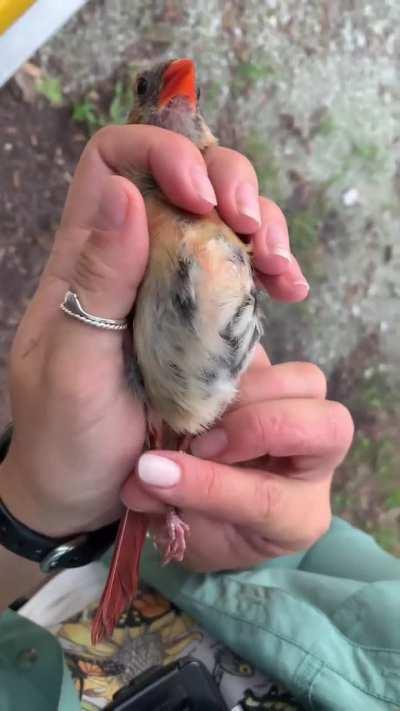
153,508,189,565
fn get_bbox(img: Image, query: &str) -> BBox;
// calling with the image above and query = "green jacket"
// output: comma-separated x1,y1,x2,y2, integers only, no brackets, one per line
1,518,399,710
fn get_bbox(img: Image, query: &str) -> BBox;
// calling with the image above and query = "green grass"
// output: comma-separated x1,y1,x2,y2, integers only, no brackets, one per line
285,197,328,281
72,98,103,133
72,78,134,135
374,526,399,555
385,489,400,509
334,430,399,554
347,433,397,481
203,79,223,113
236,60,276,82
351,141,381,164
244,130,330,280
315,113,336,137
36,76,64,107
287,208,319,248
231,59,276,99
244,135,282,201
109,79,134,124
328,137,386,188
352,370,397,416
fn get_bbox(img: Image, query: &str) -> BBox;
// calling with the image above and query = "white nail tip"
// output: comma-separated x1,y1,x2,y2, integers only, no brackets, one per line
138,454,181,487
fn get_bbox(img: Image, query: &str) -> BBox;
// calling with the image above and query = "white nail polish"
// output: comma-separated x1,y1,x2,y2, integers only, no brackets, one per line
138,454,181,487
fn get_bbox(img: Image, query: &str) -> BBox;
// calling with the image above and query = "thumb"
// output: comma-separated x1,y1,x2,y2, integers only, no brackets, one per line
70,175,148,321
19,174,150,376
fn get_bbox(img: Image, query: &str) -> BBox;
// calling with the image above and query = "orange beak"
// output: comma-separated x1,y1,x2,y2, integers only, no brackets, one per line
159,59,197,110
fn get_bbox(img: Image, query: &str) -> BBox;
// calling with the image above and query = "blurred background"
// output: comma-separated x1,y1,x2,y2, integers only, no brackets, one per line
0,0,399,552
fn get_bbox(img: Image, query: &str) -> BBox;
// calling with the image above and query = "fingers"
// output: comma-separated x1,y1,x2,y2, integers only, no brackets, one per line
201,154,310,302
252,197,292,273
59,125,309,304
235,361,327,409
250,343,271,368
190,398,354,468
31,174,149,387
205,145,261,233
121,450,332,548
256,255,309,303
253,198,309,302
61,125,217,233
70,176,149,320
36,176,149,333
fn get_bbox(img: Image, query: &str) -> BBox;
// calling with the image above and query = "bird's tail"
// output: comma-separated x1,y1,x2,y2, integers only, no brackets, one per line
91,508,149,645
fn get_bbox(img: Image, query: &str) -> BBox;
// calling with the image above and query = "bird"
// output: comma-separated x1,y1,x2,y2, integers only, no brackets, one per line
91,58,262,644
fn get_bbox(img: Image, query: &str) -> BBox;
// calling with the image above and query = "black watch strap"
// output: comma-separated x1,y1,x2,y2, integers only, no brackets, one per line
0,422,12,461
0,424,119,572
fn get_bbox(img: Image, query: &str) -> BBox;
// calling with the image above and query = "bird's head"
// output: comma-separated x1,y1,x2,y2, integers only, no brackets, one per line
128,58,216,151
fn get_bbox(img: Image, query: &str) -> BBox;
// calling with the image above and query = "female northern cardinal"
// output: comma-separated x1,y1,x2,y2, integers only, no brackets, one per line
92,59,262,643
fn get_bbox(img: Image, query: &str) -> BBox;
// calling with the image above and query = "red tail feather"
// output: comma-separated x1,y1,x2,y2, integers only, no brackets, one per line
91,417,187,644
91,508,149,645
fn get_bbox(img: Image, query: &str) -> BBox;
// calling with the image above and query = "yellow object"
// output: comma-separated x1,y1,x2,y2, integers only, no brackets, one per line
0,0,35,35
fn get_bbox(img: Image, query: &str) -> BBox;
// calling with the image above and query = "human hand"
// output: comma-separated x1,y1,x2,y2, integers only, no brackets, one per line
121,346,354,571
0,125,307,539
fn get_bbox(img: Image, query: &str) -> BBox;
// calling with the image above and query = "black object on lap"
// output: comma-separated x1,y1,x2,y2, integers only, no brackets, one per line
105,657,229,711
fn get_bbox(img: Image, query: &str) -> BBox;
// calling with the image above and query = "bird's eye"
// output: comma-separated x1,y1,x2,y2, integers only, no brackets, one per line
196,87,201,100
136,76,148,96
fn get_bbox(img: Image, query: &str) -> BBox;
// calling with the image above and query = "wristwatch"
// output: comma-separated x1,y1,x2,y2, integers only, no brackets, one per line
0,424,119,572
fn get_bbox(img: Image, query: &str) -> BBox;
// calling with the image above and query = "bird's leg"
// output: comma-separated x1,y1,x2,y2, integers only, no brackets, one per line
146,408,164,449
178,433,192,452
151,431,192,565
160,508,190,565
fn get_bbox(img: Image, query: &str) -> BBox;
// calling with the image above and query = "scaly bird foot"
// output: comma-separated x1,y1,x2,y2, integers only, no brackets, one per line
153,507,190,565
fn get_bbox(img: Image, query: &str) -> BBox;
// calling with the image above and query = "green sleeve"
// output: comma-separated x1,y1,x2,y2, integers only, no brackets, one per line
0,608,79,711
1,517,399,711
300,516,400,581
141,517,400,710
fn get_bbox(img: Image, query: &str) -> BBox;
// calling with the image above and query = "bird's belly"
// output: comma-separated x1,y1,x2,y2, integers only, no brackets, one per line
134,326,258,436
133,216,262,435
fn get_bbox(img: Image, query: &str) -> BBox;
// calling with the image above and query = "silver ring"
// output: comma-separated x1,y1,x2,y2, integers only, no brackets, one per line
60,291,128,331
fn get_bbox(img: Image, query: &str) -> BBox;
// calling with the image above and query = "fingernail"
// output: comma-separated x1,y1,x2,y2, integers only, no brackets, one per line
191,165,217,205
96,178,128,230
236,182,261,226
270,246,292,262
293,279,310,293
138,453,181,487
191,428,228,459
267,225,292,261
